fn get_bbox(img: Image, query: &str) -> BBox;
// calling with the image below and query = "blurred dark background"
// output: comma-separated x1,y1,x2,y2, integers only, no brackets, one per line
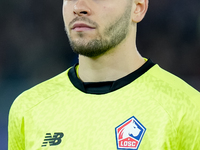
0,0,200,149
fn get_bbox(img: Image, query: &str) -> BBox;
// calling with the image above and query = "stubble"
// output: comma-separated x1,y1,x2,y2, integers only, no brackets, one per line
66,1,133,58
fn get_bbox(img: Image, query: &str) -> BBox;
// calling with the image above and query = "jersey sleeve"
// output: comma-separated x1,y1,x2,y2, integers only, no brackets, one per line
8,96,25,150
177,95,200,149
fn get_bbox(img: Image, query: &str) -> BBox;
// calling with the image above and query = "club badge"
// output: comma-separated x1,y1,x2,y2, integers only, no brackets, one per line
115,116,146,150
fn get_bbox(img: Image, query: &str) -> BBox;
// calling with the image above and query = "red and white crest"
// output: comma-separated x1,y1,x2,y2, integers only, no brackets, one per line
115,116,146,150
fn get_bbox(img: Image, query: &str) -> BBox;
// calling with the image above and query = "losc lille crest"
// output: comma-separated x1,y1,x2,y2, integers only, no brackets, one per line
115,116,146,150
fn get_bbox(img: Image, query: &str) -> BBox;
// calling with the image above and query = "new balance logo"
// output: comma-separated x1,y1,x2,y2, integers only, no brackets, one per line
41,132,64,147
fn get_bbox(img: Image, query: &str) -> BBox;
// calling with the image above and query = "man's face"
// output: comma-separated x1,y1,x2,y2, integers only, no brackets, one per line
63,0,133,57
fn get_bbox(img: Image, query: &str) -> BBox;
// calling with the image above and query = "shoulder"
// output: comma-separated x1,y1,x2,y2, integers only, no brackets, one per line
145,64,200,100
144,64,200,126
144,65,200,145
142,64,200,119
10,68,72,114
144,64,200,111
8,68,72,149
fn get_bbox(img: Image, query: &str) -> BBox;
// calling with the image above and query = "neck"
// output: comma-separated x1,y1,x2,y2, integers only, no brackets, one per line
78,29,145,82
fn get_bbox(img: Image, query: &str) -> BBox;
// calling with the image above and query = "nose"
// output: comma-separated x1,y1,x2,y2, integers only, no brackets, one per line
73,0,91,16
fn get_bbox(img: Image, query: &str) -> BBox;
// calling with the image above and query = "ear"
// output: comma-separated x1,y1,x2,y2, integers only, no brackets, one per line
132,0,148,23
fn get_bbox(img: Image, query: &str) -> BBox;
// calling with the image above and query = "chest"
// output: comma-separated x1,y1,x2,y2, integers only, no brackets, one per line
23,90,176,149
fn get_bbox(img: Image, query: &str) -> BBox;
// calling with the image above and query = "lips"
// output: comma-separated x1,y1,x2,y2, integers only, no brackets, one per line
72,23,95,32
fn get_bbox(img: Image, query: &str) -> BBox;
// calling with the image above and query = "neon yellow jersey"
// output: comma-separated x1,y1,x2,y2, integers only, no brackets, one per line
8,60,200,150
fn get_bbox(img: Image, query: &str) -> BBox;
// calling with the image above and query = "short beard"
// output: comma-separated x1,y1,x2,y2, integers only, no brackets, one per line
67,3,132,58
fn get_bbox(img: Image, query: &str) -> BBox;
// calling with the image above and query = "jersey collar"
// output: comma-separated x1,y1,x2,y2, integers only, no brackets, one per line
68,59,155,94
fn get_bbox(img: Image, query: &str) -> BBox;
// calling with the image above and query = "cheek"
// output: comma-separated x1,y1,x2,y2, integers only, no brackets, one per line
62,7,66,23
101,5,117,18
102,5,111,12
62,3,68,22
62,12,71,34
98,6,117,25
62,2,73,25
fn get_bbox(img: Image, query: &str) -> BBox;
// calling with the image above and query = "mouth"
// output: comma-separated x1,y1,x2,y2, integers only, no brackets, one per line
71,23,96,32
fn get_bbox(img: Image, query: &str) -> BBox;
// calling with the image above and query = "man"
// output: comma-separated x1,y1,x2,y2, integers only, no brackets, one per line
8,0,200,149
